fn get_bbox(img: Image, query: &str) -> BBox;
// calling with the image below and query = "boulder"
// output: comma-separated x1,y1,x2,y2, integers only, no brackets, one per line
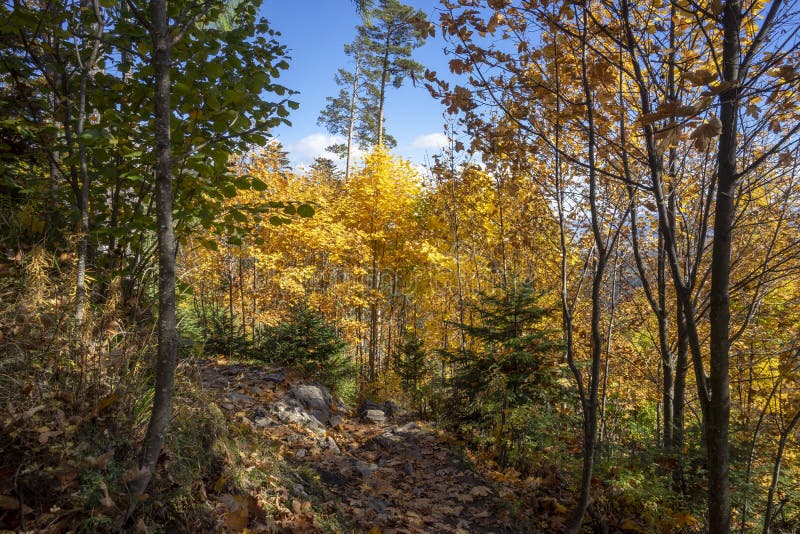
358,400,388,423
323,436,341,454
290,384,334,425
271,398,326,434
383,400,406,418
396,421,419,434
361,409,386,424
366,431,402,451
358,399,384,415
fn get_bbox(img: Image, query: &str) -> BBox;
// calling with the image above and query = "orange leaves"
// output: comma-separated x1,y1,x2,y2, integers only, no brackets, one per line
673,510,700,528
771,64,798,83
449,58,472,75
689,115,722,150
218,493,262,532
683,68,717,88
639,101,699,125
444,85,475,114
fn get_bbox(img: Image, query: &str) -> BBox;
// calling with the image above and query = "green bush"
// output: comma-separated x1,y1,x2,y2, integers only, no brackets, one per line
440,278,562,466
393,332,431,412
257,303,356,401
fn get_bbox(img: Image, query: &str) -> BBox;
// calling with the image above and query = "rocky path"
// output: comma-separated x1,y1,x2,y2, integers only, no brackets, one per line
199,360,515,533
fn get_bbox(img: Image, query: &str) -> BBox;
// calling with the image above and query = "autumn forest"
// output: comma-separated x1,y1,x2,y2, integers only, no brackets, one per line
1,0,800,532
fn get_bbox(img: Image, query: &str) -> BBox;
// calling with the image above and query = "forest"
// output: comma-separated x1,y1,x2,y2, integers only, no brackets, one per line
1,0,799,532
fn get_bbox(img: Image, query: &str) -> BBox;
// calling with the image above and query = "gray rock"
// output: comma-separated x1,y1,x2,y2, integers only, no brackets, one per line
383,400,406,418
295,448,307,459
265,369,287,383
226,391,255,404
272,398,326,434
361,409,386,424
329,414,344,429
333,397,349,414
358,400,384,415
291,384,334,424
403,460,414,476
354,461,378,478
254,416,274,429
323,436,341,454
396,421,419,433
367,431,401,451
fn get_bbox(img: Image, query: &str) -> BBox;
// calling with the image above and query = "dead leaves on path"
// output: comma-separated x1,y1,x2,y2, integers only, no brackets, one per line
201,359,577,533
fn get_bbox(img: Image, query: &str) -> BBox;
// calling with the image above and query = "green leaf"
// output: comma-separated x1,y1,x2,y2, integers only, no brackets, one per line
221,184,237,198
200,239,218,251
174,82,192,95
297,204,315,218
206,62,224,79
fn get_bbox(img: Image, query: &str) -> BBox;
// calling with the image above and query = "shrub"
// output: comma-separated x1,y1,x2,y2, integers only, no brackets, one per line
257,303,356,401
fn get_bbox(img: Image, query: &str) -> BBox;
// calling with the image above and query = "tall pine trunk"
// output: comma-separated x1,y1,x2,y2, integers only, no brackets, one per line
376,37,390,146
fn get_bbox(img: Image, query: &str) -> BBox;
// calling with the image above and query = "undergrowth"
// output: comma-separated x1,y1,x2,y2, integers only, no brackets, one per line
0,247,348,532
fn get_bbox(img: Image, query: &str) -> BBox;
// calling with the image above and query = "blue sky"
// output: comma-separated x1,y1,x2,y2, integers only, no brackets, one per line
261,0,454,169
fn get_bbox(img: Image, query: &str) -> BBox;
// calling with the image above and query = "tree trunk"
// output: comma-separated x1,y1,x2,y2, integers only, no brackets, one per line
368,250,380,381
376,37,390,146
567,10,605,529
706,2,741,530
126,0,177,518
763,407,800,534
673,301,688,491
345,51,361,180
73,2,104,326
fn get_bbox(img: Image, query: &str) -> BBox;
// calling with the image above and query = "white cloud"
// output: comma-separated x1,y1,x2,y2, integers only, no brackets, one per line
282,133,366,170
285,133,341,163
410,132,449,151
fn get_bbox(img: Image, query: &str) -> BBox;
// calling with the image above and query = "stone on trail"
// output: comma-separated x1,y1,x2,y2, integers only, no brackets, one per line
361,409,386,424
354,460,378,478
271,398,326,434
265,369,287,383
383,400,406,418
329,414,344,429
323,436,341,454
290,384,334,425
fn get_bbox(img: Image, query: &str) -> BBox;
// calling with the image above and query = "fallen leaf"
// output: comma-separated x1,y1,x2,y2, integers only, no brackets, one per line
85,450,114,469
0,494,33,514
470,486,491,497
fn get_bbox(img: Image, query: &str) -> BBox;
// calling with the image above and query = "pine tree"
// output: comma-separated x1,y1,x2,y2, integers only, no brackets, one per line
446,278,561,464
393,332,430,411
318,0,427,172
361,0,427,146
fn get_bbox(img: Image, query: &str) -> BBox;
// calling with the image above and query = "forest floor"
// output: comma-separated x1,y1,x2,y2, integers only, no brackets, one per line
199,359,570,533
0,355,571,533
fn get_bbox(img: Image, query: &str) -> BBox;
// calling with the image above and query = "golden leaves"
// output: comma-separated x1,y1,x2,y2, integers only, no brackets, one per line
640,101,699,125
683,68,717,86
